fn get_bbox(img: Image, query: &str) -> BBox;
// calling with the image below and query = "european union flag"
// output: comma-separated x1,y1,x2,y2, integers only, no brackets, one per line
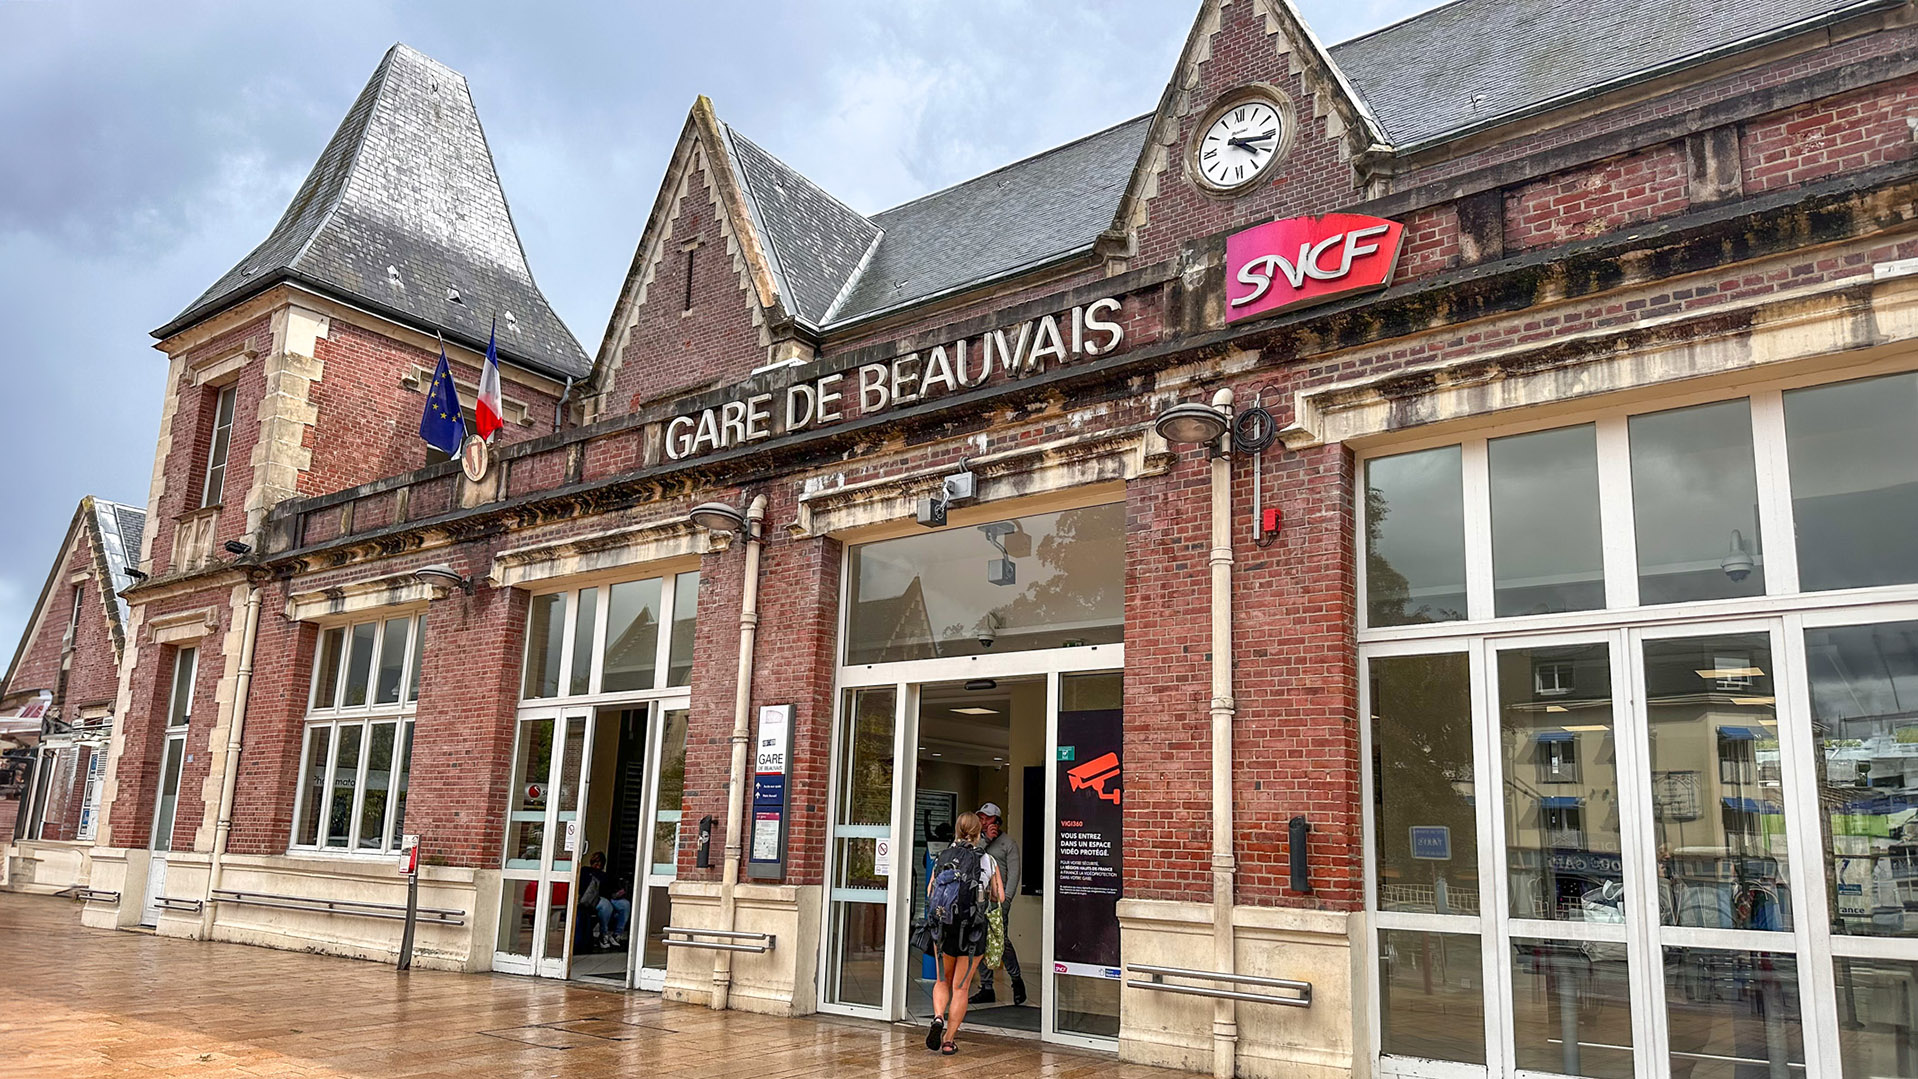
420,344,467,457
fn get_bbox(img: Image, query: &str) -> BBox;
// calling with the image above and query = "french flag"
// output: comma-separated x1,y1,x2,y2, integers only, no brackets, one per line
475,318,504,441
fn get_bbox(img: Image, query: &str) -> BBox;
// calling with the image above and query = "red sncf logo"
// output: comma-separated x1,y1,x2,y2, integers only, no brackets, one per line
1225,213,1404,323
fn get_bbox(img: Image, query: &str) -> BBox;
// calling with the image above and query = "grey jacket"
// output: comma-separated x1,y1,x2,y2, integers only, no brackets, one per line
984,830,1020,902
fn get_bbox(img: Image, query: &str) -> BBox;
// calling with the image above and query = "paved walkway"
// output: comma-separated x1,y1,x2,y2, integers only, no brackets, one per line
0,893,1174,1078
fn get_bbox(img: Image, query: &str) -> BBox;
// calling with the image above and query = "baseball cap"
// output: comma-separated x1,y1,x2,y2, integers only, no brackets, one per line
979,802,1002,818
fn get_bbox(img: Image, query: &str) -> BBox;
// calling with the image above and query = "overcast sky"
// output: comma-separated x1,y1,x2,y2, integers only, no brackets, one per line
0,0,1428,654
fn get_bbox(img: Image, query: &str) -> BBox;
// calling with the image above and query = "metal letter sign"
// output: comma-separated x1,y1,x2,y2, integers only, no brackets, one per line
748,704,792,878
1225,213,1404,324
1410,825,1452,861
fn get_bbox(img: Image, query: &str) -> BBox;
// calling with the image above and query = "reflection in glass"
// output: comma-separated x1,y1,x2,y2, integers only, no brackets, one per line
1500,644,1622,921
1629,400,1765,604
169,648,197,726
827,686,895,1009
839,688,897,831
568,587,599,696
1511,939,1634,1079
1372,654,1477,914
1663,948,1802,1078
1490,425,1606,616
1055,974,1120,1038
1785,371,1918,592
390,722,413,847
827,900,888,1008
1366,447,1467,626
313,628,344,708
407,615,425,702
522,593,565,699
297,726,329,845
374,617,410,705
553,723,585,876
358,722,395,849
1379,930,1485,1064
845,504,1123,664
641,883,673,971
342,622,376,707
326,724,364,847
650,709,689,877
1805,621,1918,939
152,737,184,852
1831,958,1917,1079
668,572,699,686
504,719,554,870
1642,635,1793,931
497,881,537,957
603,578,661,692
541,878,571,963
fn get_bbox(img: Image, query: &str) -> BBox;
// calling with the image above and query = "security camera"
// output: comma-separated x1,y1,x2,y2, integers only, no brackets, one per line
977,613,1000,649
1721,529,1754,583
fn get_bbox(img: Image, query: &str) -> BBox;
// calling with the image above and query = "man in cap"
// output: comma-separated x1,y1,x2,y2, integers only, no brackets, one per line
969,802,1026,1006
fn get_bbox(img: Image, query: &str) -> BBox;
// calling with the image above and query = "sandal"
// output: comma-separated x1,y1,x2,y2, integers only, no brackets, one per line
925,1016,944,1051
941,1041,958,1055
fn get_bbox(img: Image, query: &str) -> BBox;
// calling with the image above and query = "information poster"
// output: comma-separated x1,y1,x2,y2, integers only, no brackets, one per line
1054,706,1123,979
748,704,792,877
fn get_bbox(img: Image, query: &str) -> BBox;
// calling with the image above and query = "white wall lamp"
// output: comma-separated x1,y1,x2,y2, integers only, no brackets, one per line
412,563,473,595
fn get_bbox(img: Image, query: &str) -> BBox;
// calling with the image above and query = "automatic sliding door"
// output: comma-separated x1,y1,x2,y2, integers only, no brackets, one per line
634,704,688,990
493,709,590,978
1050,671,1124,1041
824,686,900,1012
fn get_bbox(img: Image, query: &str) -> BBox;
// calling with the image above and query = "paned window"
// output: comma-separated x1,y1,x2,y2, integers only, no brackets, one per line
202,384,237,507
294,614,425,853
521,571,700,700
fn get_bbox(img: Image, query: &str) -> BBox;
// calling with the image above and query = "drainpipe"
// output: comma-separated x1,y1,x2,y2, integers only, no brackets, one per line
711,494,767,1011
202,572,265,937
1206,387,1238,1079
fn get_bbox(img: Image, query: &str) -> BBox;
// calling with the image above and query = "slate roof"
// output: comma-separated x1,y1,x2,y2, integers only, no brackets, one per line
724,125,882,327
1329,0,1900,149
156,44,589,380
828,116,1153,326
89,498,144,642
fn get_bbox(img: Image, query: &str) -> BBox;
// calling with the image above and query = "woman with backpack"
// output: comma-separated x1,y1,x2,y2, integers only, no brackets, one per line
925,811,1004,1055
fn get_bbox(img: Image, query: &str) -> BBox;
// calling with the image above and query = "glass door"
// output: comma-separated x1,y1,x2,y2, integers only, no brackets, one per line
494,706,592,978
1489,633,1643,1079
1629,623,1811,1078
631,704,689,991
821,685,907,1014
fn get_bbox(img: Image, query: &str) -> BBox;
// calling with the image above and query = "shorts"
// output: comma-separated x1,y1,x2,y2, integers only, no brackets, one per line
937,923,987,958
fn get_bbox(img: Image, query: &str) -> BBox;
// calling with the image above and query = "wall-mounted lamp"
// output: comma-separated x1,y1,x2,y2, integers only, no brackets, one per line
413,563,473,595
689,501,749,536
222,540,253,557
1153,399,1230,448
123,568,149,582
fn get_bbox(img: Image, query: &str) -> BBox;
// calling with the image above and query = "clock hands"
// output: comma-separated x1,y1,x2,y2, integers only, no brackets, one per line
1227,129,1277,150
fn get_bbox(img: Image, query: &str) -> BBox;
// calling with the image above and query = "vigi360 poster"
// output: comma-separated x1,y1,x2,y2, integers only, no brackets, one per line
1054,703,1123,979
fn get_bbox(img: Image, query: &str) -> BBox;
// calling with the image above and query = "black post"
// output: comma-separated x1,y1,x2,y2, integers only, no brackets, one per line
397,844,419,971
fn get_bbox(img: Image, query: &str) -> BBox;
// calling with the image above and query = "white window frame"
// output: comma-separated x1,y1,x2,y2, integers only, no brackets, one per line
1357,360,1918,1079
517,565,701,708
151,646,196,852
290,612,424,855
202,382,237,507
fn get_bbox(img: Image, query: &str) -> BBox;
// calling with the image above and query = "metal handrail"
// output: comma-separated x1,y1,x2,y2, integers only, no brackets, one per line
1126,964,1313,1008
58,887,121,904
662,926,776,953
155,896,204,913
210,888,466,926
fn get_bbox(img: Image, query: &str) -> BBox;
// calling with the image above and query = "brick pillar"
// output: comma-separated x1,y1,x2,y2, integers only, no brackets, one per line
680,518,744,884
228,607,317,855
408,581,529,869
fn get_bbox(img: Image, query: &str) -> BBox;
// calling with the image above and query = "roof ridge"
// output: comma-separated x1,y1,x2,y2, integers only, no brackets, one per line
873,111,1153,220
1327,0,1477,50
723,122,879,231
285,44,401,277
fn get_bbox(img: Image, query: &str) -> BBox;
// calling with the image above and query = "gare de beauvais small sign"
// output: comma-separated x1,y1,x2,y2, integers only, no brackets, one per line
665,297,1126,461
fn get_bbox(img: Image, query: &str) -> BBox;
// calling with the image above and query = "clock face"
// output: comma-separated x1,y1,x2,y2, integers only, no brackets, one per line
1197,99,1284,190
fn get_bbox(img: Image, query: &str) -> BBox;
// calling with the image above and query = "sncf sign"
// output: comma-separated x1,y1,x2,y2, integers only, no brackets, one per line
1225,213,1404,323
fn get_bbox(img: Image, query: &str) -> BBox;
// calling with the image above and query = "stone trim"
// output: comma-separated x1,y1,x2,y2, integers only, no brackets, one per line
1281,267,1918,449
285,570,447,622
191,350,255,387
788,424,1175,539
489,515,711,589
242,306,327,540
147,607,221,644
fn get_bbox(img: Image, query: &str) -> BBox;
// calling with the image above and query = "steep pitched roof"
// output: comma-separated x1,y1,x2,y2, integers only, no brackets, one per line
827,115,1152,326
723,125,882,328
1329,0,1901,150
155,44,589,380
2,497,146,697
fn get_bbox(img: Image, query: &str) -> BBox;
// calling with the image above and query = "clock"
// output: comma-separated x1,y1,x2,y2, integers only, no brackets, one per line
1189,88,1293,195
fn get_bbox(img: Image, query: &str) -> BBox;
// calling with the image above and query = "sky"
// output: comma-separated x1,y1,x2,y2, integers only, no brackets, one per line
0,0,1430,657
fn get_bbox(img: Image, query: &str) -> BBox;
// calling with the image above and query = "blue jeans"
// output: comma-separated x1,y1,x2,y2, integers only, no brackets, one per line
595,897,630,938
